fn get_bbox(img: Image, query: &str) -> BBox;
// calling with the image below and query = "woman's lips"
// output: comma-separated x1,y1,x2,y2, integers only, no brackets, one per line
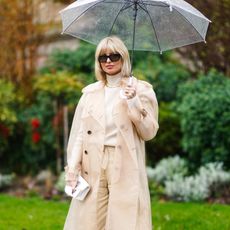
105,65,114,69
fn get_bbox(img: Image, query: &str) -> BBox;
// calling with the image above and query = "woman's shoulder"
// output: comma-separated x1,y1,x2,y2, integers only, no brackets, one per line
137,79,153,89
122,76,153,89
81,81,104,93
132,77,153,91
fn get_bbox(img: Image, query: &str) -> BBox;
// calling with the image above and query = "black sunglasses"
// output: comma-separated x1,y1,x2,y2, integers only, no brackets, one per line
98,53,121,63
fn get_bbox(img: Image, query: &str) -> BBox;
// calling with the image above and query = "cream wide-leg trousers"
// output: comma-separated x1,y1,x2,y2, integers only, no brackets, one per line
96,145,115,230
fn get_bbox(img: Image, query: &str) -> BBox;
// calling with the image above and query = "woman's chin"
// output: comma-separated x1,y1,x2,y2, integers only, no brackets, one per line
105,69,120,75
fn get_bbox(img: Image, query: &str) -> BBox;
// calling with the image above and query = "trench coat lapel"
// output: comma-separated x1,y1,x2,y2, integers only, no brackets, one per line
88,86,105,129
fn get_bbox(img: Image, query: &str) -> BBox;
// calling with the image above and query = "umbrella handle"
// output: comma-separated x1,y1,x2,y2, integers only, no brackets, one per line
119,76,133,99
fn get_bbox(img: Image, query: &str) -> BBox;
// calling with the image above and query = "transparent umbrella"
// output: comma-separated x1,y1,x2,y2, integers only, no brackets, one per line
60,0,211,68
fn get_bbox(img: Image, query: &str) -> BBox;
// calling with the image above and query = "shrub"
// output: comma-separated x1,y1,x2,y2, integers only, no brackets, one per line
0,173,15,189
165,162,230,202
6,94,57,174
176,70,230,169
40,41,95,84
147,155,188,184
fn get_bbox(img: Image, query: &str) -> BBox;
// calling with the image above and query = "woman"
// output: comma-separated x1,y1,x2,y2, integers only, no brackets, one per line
64,36,159,230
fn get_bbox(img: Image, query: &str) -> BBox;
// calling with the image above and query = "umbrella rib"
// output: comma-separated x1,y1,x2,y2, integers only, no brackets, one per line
108,2,133,36
138,2,162,52
104,0,132,3
122,2,135,11
141,2,168,8
63,0,106,34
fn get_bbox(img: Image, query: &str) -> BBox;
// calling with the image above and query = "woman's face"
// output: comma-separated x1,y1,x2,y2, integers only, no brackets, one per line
99,49,122,76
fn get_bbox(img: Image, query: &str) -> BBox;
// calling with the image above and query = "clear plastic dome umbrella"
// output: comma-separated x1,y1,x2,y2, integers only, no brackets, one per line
60,0,211,76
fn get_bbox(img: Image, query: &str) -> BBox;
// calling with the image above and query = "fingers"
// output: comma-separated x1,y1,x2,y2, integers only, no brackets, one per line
66,173,78,189
65,168,78,191
66,178,78,190
124,85,136,99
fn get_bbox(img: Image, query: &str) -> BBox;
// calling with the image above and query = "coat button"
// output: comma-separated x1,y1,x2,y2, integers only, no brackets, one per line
84,150,88,154
87,130,92,135
84,171,88,175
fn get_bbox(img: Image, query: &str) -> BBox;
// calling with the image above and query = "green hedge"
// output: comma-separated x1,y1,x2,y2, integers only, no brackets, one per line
176,70,230,170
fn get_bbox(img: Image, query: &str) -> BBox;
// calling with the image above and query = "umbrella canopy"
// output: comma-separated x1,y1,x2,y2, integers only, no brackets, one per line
60,0,211,54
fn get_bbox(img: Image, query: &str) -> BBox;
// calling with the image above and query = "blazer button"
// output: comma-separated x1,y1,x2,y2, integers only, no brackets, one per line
84,150,88,154
87,130,92,135
85,171,88,175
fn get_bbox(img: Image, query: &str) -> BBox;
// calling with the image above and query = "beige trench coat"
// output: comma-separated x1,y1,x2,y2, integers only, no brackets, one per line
64,76,159,230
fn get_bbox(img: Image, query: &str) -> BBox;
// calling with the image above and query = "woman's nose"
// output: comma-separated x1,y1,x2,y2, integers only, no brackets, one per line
106,57,111,63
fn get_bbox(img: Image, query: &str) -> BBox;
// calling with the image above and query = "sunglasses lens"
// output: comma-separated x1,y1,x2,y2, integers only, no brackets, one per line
98,55,108,63
109,54,121,62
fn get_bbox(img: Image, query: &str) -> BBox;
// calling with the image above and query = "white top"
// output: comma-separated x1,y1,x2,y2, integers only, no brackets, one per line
104,73,122,146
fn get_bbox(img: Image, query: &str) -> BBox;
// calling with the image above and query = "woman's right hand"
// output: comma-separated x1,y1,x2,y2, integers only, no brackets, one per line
64,166,78,190
66,176,78,190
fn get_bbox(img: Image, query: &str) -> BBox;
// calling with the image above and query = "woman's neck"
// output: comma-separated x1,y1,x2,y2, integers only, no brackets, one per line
106,72,122,88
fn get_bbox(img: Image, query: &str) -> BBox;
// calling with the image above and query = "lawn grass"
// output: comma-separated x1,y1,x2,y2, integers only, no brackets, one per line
0,194,69,230
0,194,229,230
152,199,230,230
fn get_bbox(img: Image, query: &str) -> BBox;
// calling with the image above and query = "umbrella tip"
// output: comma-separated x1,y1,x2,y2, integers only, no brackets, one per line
160,51,163,55
204,40,207,44
166,1,173,12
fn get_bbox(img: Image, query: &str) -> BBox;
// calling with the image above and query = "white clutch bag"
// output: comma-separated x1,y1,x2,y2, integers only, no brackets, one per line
65,175,90,201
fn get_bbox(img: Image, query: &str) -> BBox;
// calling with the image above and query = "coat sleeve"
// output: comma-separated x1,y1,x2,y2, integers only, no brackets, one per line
126,83,159,141
64,93,86,179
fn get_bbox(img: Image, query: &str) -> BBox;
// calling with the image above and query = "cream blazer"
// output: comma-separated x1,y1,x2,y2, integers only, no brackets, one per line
64,76,159,230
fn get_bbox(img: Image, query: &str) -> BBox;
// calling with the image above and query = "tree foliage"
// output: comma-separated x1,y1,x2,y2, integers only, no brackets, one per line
0,79,17,124
0,0,58,96
40,42,96,85
34,71,84,104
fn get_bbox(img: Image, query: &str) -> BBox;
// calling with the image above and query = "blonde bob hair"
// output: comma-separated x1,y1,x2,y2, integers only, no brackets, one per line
95,36,131,82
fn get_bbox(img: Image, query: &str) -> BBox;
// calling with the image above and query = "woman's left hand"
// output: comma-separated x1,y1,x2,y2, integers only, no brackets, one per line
124,85,136,99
